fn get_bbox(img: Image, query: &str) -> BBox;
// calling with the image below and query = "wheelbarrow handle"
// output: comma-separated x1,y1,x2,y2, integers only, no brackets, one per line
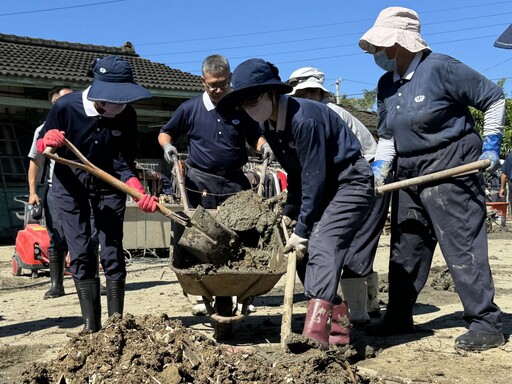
375,159,491,195
172,155,190,213
257,157,269,197
43,140,191,227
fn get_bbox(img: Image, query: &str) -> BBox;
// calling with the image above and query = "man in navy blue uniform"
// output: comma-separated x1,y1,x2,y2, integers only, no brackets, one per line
360,7,505,351
37,56,157,333
218,58,374,349
158,54,272,209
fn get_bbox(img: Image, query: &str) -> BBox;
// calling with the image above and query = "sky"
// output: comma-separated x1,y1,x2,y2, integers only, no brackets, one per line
1,0,512,104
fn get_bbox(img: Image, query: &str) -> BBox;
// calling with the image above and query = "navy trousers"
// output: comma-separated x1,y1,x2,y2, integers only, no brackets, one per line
388,132,502,334
53,177,126,281
304,157,374,302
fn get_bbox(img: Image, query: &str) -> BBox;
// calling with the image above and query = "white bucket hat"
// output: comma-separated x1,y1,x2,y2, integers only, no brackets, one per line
359,7,430,54
286,67,329,96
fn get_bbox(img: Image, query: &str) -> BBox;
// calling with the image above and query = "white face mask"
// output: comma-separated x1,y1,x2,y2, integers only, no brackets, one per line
374,50,397,72
101,103,127,117
243,93,273,123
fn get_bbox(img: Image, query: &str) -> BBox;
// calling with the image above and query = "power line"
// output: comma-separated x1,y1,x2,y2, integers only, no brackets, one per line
143,22,511,58
135,1,512,47
0,0,126,16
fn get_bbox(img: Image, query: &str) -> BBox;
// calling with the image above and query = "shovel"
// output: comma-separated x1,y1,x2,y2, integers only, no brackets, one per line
280,218,297,350
375,159,491,195
43,139,239,266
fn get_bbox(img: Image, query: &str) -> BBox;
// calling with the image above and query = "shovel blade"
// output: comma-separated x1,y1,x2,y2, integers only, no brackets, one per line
178,205,240,267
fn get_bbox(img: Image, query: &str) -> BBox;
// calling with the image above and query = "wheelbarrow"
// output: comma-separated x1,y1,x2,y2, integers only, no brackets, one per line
170,223,287,339
42,139,240,266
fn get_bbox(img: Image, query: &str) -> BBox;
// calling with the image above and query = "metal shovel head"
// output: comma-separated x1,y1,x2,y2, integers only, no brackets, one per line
177,205,240,267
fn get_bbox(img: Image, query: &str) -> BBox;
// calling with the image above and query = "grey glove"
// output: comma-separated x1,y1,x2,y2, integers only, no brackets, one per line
283,233,308,260
163,143,178,164
282,215,297,228
261,143,274,162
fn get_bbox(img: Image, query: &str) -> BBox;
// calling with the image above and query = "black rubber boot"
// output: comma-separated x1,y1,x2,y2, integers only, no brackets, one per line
365,306,415,337
75,278,102,333
454,330,504,351
44,251,65,299
106,279,125,318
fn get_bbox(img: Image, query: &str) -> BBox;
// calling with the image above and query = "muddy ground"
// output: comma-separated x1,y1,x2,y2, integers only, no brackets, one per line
1,224,512,383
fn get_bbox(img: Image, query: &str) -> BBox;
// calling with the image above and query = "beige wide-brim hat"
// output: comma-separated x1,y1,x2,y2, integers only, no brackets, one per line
359,7,431,54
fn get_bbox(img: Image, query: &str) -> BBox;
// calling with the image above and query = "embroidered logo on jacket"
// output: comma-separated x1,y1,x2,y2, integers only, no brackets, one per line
232,119,240,125
414,95,425,103
111,130,122,137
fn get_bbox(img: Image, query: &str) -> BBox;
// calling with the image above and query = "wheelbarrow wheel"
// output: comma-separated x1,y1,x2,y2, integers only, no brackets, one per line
213,296,233,340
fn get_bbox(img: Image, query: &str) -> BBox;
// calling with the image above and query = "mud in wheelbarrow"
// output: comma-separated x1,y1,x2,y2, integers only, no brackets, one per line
170,225,287,340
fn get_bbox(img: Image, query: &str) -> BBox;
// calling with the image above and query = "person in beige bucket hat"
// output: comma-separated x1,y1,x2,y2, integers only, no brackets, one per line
359,7,506,352
359,7,430,54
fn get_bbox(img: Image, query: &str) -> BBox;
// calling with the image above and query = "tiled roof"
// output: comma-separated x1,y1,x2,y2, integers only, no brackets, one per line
339,103,378,130
0,33,203,93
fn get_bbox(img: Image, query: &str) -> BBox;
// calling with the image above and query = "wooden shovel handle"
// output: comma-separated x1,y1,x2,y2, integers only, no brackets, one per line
43,140,189,227
280,219,297,349
376,159,491,195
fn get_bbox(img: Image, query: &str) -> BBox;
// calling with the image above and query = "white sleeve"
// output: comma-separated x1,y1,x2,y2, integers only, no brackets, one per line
483,98,505,137
374,137,396,163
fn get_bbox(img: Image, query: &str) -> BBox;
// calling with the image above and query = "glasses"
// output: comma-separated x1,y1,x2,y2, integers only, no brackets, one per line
205,81,230,92
286,75,321,87
241,93,265,108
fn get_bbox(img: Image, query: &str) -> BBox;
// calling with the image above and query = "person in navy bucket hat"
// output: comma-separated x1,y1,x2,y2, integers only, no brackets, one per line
88,55,152,104
219,58,375,349
35,54,157,334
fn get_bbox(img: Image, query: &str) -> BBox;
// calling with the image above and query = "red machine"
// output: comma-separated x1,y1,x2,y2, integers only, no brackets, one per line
13,223,51,277
12,195,52,277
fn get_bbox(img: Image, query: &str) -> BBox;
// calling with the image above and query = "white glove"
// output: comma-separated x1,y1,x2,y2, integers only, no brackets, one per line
283,233,308,259
163,143,178,164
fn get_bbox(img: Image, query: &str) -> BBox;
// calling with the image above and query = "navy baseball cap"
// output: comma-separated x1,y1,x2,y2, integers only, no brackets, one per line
217,58,292,112
87,55,152,104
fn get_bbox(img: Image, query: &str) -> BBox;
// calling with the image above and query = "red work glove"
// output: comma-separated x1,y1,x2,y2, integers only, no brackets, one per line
36,129,65,153
125,177,158,213
137,194,158,213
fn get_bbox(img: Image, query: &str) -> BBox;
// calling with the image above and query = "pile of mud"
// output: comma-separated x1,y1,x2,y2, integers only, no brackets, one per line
22,314,367,384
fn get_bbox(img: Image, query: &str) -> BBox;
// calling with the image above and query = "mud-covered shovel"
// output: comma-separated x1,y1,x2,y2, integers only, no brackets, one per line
43,139,239,266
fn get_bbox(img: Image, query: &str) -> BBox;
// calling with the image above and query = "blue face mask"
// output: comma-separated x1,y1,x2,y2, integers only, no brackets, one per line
374,50,397,72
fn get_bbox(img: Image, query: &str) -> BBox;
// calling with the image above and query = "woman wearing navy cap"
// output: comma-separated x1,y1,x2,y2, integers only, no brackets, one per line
218,58,375,349
37,55,156,333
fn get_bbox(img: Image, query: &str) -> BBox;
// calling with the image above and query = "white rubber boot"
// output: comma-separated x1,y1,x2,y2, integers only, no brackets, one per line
366,272,381,318
340,277,370,325
192,295,207,316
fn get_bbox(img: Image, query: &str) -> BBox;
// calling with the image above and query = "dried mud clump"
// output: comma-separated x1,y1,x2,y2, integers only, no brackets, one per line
21,313,368,384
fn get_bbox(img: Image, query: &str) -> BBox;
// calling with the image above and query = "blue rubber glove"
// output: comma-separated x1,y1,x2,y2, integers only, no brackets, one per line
372,160,392,188
479,134,502,172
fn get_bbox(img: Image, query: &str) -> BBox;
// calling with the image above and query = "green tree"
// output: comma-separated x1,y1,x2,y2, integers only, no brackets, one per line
339,89,377,111
470,98,512,158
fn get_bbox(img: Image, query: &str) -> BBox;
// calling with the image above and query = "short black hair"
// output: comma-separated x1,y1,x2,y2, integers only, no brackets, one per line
48,86,72,102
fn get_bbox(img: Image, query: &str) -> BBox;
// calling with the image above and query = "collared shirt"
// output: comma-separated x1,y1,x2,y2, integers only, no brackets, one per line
377,51,504,155
28,124,54,183
38,87,139,188
324,101,377,161
262,95,362,238
160,92,261,172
